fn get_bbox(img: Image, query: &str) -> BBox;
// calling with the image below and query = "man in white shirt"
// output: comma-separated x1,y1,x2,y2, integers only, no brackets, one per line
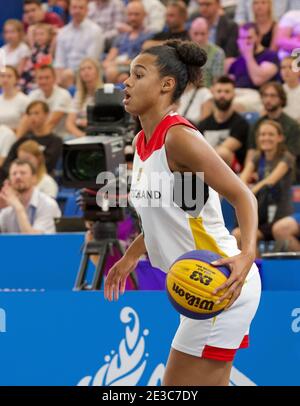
28,65,72,139
54,0,104,86
0,159,61,234
281,56,300,124
17,66,72,139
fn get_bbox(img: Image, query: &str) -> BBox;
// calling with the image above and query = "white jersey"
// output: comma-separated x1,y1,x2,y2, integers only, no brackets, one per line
130,113,261,360
131,113,242,273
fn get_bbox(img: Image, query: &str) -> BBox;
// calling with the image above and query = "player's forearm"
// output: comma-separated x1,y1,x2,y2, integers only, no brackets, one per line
233,188,258,258
123,233,147,262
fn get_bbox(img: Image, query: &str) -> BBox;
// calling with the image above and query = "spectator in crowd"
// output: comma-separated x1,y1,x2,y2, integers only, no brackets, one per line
233,120,295,248
54,0,104,87
23,0,64,32
246,82,300,173
229,23,280,90
128,0,166,35
66,58,103,138
143,0,190,49
198,76,249,170
252,0,278,50
20,23,55,94
0,20,30,75
47,0,71,24
189,17,225,87
272,213,300,252
276,10,300,60
177,79,212,125
88,0,126,48
0,66,30,166
281,56,300,124
25,65,72,140
0,101,62,183
17,140,58,198
0,125,16,169
0,159,61,234
103,1,152,83
235,0,300,24
195,0,239,62
0,66,30,133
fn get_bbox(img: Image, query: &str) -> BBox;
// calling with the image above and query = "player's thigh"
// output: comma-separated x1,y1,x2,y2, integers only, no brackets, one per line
162,348,232,386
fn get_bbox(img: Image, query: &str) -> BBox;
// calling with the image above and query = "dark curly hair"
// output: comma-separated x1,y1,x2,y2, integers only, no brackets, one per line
142,40,207,102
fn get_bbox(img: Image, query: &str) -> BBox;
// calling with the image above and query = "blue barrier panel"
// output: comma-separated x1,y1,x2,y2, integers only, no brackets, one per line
0,291,299,386
0,234,84,290
261,259,300,291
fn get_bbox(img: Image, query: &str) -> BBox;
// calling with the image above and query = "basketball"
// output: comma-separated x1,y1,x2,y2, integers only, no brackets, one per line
166,250,231,320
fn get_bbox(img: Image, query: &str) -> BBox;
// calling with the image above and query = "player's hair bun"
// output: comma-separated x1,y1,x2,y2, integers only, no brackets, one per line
165,40,207,87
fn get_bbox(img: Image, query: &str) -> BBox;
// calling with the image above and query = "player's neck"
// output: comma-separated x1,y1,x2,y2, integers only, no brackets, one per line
139,105,176,142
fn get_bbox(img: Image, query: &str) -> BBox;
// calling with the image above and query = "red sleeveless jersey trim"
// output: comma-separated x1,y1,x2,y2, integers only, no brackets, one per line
136,114,198,161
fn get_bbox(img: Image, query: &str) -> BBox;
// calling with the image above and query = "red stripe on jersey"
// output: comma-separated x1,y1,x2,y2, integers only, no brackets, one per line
136,114,197,161
202,335,249,362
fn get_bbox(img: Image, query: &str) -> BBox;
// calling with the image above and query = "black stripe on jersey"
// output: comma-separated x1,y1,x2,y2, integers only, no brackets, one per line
173,173,209,218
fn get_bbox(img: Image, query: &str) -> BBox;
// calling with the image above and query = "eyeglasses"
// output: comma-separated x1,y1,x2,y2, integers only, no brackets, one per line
261,93,280,99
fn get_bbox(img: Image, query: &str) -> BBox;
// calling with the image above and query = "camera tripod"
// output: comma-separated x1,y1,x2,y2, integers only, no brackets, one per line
74,222,138,291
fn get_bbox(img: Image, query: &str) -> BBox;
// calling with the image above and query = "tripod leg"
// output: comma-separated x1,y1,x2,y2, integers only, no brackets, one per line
74,250,90,290
92,242,109,290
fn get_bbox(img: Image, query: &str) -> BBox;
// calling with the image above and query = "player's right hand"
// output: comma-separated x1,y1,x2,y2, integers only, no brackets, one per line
104,256,138,302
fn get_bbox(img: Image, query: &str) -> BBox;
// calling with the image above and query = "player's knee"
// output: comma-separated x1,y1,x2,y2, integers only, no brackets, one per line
272,218,296,239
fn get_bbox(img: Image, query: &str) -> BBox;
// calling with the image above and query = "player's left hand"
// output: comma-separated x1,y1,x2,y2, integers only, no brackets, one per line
211,252,255,309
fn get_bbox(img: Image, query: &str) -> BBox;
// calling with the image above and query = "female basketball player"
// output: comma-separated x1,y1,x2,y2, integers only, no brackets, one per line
104,40,261,386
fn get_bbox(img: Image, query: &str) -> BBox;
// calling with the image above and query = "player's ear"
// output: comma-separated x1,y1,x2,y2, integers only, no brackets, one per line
161,76,176,95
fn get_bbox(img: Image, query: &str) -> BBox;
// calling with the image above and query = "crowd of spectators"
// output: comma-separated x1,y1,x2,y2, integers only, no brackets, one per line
0,0,300,254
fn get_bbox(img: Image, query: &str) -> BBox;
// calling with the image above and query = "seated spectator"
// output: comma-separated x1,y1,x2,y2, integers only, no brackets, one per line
252,0,278,50
88,0,126,49
229,23,280,90
189,17,225,88
0,19,30,76
0,101,62,184
143,0,190,49
47,0,71,24
198,76,249,170
66,58,103,138
0,66,29,133
281,56,300,124
17,140,58,198
0,159,61,234
103,1,153,83
23,0,64,33
195,0,239,63
54,0,104,87
234,0,300,24
24,65,72,140
20,23,55,94
246,82,300,179
277,10,300,60
233,120,295,248
0,126,16,168
133,0,166,34
272,214,300,252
